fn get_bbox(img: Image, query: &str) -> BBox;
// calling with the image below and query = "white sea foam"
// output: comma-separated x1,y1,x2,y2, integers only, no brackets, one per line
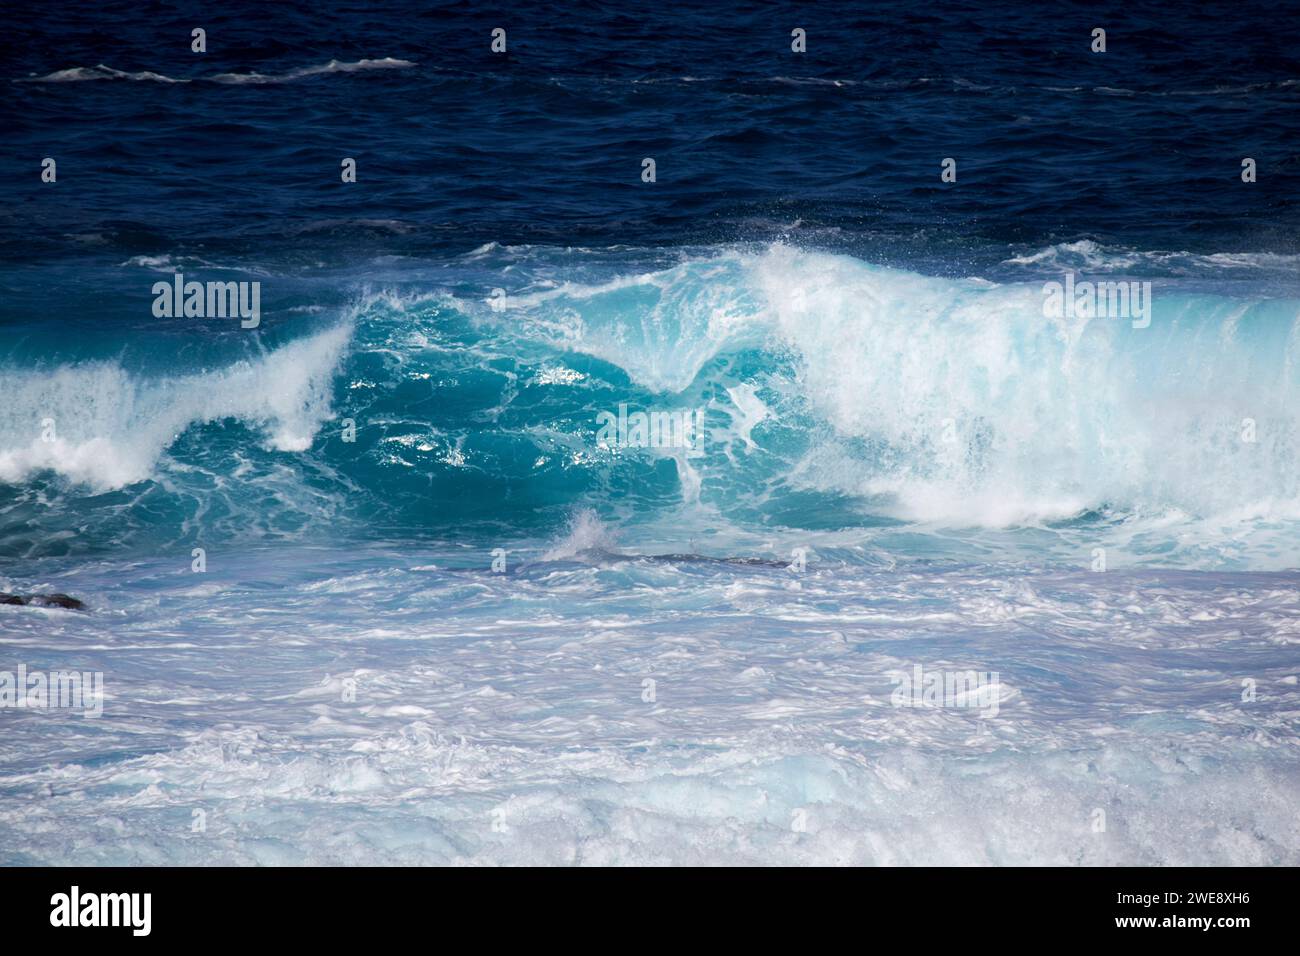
541,508,618,560
1,549,1295,865
1001,238,1300,274
749,246,1300,526
20,64,190,83
0,324,352,490
20,58,414,85
210,58,415,85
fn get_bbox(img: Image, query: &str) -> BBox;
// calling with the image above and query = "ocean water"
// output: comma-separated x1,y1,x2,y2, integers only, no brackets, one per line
1,1,1298,865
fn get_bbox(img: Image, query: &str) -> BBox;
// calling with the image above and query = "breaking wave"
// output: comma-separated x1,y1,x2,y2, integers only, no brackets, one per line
2,244,1297,567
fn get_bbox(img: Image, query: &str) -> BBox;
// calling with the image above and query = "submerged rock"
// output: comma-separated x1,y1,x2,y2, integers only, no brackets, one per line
0,593,87,610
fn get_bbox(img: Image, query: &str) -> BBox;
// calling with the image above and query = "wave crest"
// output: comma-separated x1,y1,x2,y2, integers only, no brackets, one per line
0,324,351,491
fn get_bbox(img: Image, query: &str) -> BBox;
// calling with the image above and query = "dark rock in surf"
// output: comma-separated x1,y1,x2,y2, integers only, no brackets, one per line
0,593,87,610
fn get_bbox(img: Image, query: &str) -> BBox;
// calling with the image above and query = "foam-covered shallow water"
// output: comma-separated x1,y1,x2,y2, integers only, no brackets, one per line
2,543,1297,865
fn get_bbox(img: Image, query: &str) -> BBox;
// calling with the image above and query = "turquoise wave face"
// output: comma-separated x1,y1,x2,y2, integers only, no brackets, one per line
2,243,1298,569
